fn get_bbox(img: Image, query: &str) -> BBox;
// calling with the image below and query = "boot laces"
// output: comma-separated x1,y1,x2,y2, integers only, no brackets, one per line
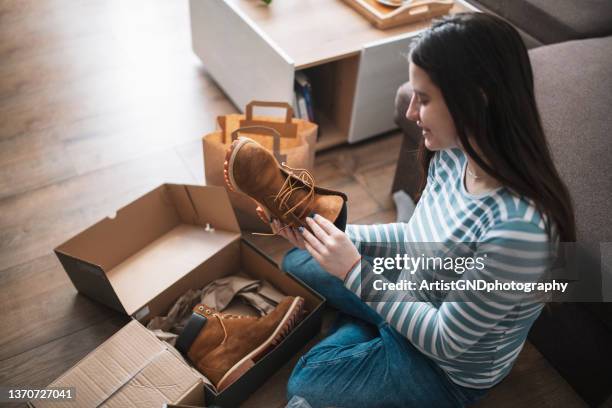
275,163,315,218
253,162,315,236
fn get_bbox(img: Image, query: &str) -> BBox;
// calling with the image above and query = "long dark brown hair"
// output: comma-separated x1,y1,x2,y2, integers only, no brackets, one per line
411,12,575,242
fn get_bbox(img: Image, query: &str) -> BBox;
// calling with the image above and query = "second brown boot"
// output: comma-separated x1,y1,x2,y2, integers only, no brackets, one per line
223,136,347,232
185,296,305,391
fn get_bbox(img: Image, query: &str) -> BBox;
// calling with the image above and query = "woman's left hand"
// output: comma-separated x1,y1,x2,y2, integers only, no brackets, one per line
300,214,361,281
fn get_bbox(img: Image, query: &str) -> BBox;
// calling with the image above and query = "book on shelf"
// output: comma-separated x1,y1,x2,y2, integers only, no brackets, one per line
292,89,300,119
292,71,320,140
296,92,308,123
294,71,315,123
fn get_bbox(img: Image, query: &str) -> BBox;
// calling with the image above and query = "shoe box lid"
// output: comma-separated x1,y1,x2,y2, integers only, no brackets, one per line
30,320,205,408
54,183,242,317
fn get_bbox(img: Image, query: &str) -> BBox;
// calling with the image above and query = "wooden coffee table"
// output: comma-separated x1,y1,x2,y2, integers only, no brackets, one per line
189,0,477,150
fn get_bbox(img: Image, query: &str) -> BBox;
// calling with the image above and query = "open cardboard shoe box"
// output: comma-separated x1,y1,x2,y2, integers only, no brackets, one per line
42,184,325,408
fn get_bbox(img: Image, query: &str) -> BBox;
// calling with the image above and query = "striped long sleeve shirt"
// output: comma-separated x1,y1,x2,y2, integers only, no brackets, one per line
343,148,555,389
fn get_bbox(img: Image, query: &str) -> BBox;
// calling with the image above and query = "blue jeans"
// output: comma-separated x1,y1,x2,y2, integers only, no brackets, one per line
281,248,490,408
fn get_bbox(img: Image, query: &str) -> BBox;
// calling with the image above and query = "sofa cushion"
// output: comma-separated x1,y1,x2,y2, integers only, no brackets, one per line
529,36,612,406
471,0,612,44
530,36,612,243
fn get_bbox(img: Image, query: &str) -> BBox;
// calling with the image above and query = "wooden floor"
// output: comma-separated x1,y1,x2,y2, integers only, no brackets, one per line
0,1,587,407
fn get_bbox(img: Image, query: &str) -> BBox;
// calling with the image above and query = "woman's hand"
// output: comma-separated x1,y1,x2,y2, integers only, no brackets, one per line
256,206,305,249
272,219,306,249
301,214,361,281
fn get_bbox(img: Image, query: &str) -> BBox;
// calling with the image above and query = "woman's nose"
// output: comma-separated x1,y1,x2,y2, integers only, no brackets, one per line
406,93,419,122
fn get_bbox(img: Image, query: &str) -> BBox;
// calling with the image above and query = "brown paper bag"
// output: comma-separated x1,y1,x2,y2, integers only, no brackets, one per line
203,101,317,186
202,101,318,232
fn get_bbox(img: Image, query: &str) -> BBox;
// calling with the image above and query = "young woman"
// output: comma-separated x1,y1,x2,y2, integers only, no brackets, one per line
275,12,575,408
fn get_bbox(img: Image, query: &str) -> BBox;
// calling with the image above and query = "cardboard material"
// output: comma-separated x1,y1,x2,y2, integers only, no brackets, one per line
202,239,324,407
31,320,204,408
204,101,318,188
52,183,326,407
55,184,241,317
203,100,318,234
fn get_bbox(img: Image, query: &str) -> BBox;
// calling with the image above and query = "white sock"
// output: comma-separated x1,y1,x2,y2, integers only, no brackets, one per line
393,190,415,223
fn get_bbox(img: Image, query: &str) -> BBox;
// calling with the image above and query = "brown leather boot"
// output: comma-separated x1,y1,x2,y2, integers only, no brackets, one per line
186,296,305,391
223,137,348,232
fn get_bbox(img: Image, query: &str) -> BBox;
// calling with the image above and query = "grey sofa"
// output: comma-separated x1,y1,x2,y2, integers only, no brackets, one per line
391,13,612,408
465,0,612,45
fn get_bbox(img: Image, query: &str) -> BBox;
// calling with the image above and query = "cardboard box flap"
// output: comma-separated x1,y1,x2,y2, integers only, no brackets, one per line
171,184,241,234
56,185,240,270
102,351,202,407
56,185,182,272
32,320,203,408
54,184,242,315
106,224,238,315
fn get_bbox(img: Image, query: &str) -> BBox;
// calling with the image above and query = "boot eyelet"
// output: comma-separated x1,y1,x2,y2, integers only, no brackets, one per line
205,309,211,314
198,306,204,311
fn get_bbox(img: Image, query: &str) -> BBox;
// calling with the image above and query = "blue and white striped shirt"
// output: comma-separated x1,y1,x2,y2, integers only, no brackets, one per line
343,148,555,389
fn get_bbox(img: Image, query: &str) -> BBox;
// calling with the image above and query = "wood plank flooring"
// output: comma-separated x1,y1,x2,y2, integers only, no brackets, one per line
0,1,587,407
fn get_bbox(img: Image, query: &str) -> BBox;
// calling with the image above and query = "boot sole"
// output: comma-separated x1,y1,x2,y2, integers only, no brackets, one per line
224,137,274,222
215,296,305,391
224,136,250,196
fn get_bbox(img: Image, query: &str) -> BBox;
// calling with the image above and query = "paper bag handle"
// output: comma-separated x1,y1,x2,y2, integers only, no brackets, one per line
231,126,287,164
246,101,294,124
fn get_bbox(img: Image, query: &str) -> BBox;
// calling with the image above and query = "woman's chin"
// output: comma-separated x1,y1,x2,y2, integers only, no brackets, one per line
424,135,440,151
424,133,454,151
